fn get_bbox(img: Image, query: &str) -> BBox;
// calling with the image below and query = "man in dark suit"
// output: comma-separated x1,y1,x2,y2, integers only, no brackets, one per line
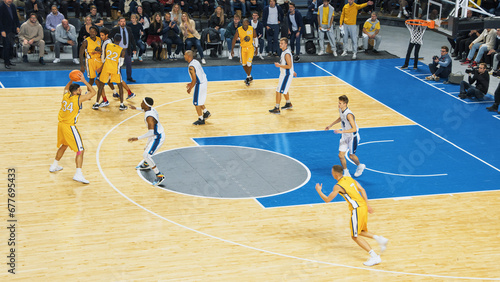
262,0,283,56
0,0,21,69
110,17,137,83
284,2,303,62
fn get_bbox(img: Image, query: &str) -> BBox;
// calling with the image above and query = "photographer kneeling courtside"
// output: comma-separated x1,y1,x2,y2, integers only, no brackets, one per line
459,63,489,100
426,46,452,82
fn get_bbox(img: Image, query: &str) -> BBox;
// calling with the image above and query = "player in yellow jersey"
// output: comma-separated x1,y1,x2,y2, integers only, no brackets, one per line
315,165,389,266
49,72,97,184
231,18,257,86
97,34,127,110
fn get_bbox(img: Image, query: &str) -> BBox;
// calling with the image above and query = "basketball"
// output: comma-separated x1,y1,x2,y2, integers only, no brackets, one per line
69,70,82,82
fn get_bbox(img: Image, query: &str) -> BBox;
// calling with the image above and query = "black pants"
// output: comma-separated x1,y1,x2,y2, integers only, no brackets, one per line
403,42,421,68
494,81,500,105
429,62,451,79
2,33,15,65
163,36,183,55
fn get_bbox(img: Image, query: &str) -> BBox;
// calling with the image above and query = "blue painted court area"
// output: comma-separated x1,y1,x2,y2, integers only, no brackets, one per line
195,125,499,208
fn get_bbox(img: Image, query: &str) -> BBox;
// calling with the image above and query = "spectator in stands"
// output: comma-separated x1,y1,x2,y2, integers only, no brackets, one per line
128,13,145,61
147,12,164,61
60,0,81,19
25,0,45,24
209,6,227,43
277,0,289,15
448,9,472,58
124,0,140,15
81,0,93,16
162,12,183,59
94,17,104,30
87,5,101,22
362,11,381,53
263,0,283,56
46,5,65,42
456,29,480,62
486,29,500,70
110,17,137,82
19,13,46,65
306,0,319,31
180,11,206,64
462,28,496,68
95,0,112,19
159,0,174,13
78,16,94,48
170,3,183,23
137,6,150,32
317,0,336,57
198,0,214,17
251,10,264,59
425,46,452,82
285,2,303,62
225,13,242,59
246,0,263,16
340,0,373,60
54,19,79,64
141,0,161,16
459,63,489,100
231,0,246,17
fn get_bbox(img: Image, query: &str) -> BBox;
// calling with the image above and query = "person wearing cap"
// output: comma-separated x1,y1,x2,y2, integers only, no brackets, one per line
128,97,166,187
96,33,127,111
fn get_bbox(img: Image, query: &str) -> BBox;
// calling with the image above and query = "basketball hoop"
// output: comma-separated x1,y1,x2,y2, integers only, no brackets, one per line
405,19,435,45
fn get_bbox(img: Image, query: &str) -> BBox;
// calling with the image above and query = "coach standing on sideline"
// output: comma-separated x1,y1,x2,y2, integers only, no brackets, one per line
0,0,21,69
110,17,137,83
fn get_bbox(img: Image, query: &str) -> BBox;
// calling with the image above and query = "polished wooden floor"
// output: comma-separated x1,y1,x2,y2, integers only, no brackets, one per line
1,76,499,281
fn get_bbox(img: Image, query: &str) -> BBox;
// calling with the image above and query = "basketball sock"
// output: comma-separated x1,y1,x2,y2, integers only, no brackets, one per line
199,115,204,120
247,75,251,78
369,250,378,257
275,104,280,108
75,168,82,176
127,89,132,96
203,109,208,113
152,167,160,174
113,89,118,94
286,100,291,104
102,96,108,102
344,169,349,173
373,235,380,240
52,160,59,167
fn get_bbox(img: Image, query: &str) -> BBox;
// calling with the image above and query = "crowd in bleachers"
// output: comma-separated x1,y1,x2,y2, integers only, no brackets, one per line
2,0,500,69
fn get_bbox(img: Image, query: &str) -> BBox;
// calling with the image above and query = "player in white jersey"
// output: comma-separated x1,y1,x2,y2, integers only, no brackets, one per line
184,50,211,125
128,97,166,186
324,95,366,177
269,38,297,114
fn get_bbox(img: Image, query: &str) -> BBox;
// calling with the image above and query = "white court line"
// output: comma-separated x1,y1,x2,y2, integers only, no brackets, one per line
96,78,500,281
0,81,4,89
312,62,500,174
395,66,494,104
493,115,500,121
346,140,447,177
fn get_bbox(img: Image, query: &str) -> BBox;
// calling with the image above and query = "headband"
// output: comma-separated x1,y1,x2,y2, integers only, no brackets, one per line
143,98,153,108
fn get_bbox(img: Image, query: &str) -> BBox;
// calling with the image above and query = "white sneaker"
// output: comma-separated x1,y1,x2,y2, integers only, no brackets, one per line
403,9,409,16
354,164,365,177
375,236,389,253
333,50,338,56
73,174,89,184
53,58,60,63
228,54,233,60
352,53,357,60
73,58,80,64
318,50,324,56
201,58,206,64
397,11,402,18
259,54,264,60
49,165,63,172
341,51,348,56
363,255,381,266
343,170,351,177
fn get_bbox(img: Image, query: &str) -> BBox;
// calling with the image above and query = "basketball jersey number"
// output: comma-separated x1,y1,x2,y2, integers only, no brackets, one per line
106,50,119,61
61,101,74,113
350,183,359,193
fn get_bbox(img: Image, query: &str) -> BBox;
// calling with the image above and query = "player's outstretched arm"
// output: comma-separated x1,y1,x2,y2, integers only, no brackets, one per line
63,80,73,95
316,183,340,203
325,117,341,130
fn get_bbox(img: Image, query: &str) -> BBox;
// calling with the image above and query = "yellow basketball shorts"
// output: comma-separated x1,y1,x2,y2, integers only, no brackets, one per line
86,59,103,79
99,70,122,84
350,206,368,237
57,122,84,152
240,46,254,66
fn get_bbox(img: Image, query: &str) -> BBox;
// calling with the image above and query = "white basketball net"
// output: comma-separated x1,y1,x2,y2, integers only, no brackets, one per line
406,22,427,45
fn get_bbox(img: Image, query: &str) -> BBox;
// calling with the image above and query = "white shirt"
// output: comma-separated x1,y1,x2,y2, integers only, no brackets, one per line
339,107,358,138
145,108,164,138
188,59,207,84
279,48,294,76
268,6,279,25
289,13,298,31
